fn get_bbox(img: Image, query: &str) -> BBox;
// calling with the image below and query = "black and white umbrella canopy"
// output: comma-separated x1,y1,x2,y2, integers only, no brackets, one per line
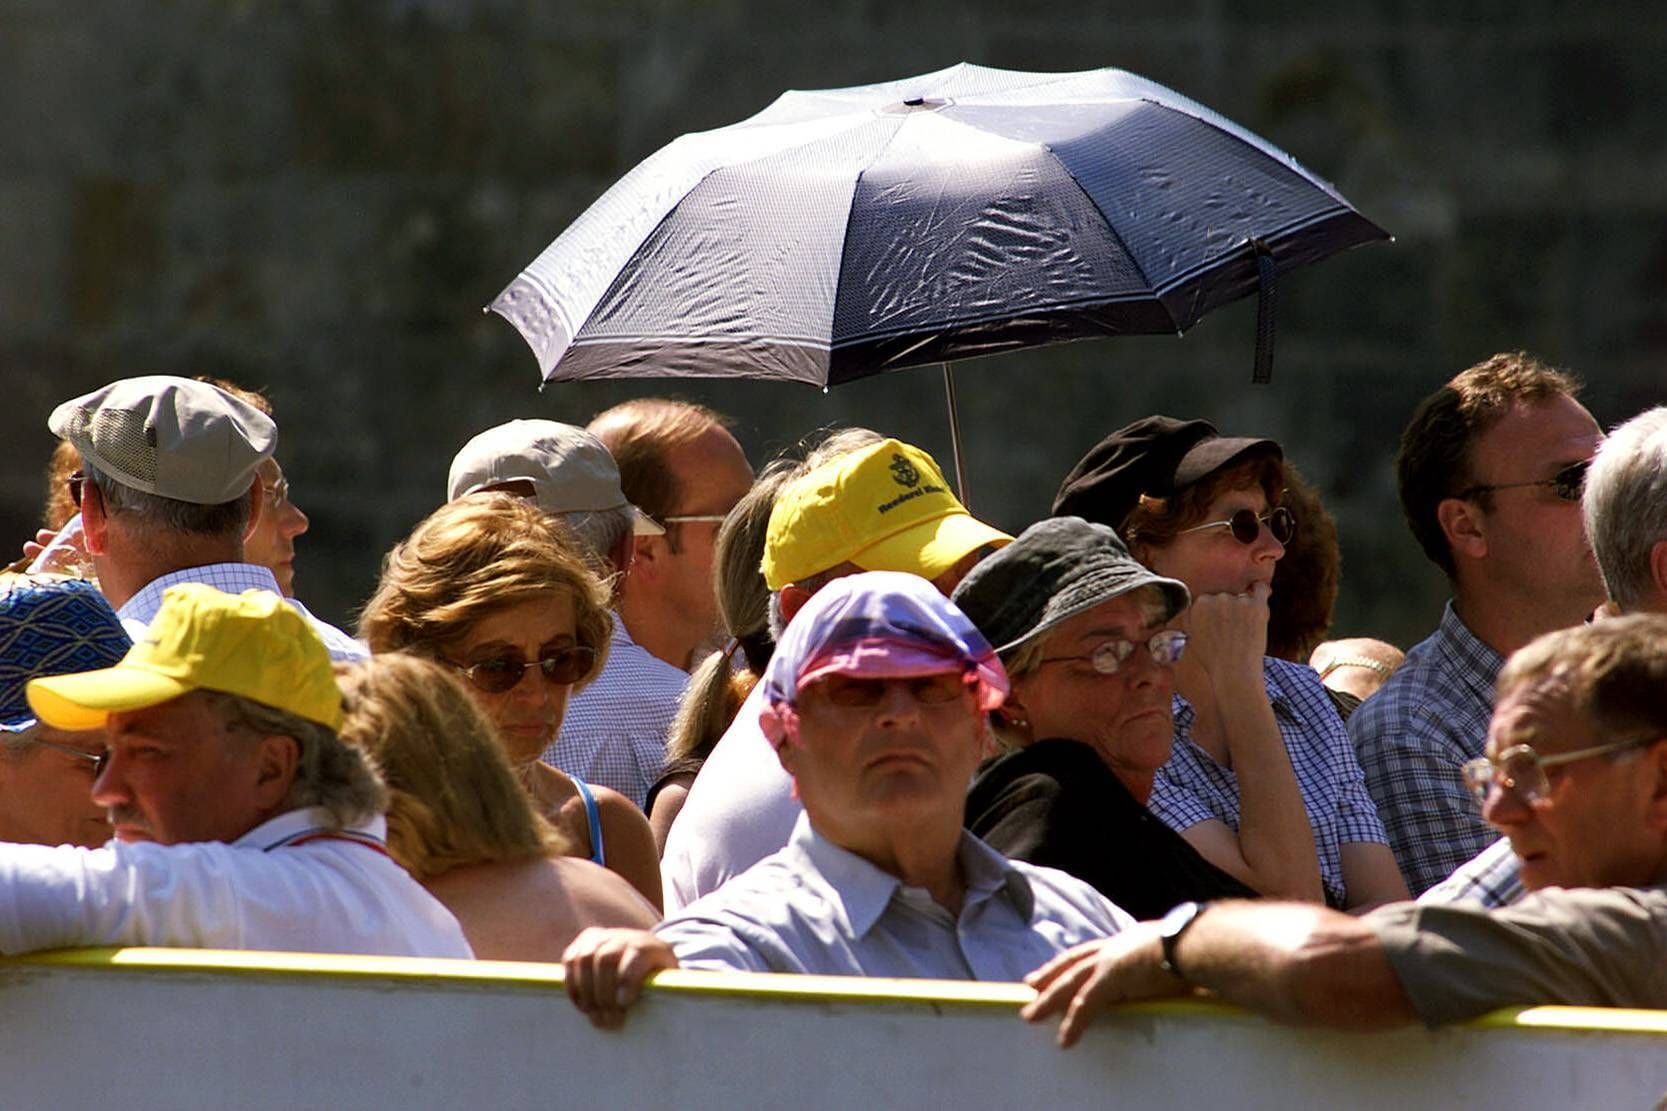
492,63,1388,388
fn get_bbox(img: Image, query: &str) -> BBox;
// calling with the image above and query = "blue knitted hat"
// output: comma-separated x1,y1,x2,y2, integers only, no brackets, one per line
0,578,131,732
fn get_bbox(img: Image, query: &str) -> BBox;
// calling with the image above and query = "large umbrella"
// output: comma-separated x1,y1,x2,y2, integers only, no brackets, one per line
490,63,1387,493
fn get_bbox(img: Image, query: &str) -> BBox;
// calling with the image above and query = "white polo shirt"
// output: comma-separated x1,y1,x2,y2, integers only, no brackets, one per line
0,807,472,958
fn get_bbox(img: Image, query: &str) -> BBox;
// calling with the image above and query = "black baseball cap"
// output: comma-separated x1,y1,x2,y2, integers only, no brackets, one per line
1051,416,1281,530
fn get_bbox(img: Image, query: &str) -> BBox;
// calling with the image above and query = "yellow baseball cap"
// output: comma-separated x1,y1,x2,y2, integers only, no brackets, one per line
763,439,1012,591
27,584,344,732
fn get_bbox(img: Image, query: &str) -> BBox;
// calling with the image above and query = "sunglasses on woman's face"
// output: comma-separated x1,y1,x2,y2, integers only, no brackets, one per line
1178,505,1296,546
448,646,598,694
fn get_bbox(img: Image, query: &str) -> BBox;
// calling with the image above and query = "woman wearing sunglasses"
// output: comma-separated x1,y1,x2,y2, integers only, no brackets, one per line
359,493,662,908
1054,416,1407,910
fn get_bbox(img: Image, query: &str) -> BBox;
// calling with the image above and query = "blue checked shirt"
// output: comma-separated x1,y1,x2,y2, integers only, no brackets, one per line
117,563,367,663
1418,836,1525,910
541,613,687,810
1149,656,1389,908
1349,601,1503,895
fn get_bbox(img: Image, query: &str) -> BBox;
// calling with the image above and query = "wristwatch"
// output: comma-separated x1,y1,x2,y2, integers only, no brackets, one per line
1157,900,1209,982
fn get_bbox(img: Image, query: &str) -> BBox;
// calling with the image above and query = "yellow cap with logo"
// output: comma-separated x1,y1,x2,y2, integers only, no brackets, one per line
27,584,344,732
763,439,1012,591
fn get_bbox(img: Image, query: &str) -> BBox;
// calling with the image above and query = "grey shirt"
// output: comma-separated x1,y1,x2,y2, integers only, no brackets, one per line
1367,883,1667,1025
657,813,1133,980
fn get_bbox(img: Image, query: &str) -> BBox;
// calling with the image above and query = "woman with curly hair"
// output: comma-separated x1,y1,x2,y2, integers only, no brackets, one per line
359,493,661,908
338,654,657,959
1054,417,1406,911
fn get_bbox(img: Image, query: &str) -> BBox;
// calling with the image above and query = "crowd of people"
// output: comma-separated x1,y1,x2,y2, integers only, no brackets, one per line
2,354,1665,1047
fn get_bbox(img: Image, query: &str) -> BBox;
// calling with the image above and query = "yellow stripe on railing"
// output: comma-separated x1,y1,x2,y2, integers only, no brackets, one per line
12,947,1667,1036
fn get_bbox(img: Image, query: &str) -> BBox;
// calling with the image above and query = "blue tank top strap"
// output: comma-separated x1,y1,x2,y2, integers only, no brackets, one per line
573,778,606,867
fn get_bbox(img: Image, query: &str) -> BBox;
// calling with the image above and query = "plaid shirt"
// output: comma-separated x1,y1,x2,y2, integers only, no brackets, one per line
1150,656,1389,908
542,613,687,809
118,563,367,663
1349,601,1502,895
1417,836,1525,910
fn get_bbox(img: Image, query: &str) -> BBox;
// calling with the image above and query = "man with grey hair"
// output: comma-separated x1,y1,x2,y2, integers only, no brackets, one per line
1026,614,1667,1039
1423,404,1667,910
48,376,363,661
447,418,685,808
12,583,471,957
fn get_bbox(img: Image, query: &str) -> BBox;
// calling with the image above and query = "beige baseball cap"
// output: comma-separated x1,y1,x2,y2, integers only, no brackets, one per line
446,419,663,535
48,376,276,505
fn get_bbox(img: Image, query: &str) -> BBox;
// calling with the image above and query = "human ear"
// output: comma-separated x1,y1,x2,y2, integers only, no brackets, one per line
79,483,110,555
1437,497,1488,560
1648,540,1667,601
252,734,300,810
778,584,813,625
241,479,265,545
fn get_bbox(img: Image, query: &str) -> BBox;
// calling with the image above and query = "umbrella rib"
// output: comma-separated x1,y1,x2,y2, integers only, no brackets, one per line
1036,128,1172,329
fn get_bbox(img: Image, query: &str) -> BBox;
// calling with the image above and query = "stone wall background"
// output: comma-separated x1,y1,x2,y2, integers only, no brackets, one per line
4,1,1664,647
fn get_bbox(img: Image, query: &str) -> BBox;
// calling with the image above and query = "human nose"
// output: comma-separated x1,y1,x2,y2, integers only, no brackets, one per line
506,665,552,707
1252,521,1285,560
1479,776,1531,829
871,681,923,724
283,500,309,538
90,749,128,809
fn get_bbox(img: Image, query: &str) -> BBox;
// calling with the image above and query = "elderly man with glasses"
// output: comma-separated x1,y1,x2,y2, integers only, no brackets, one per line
562,572,1132,1027
1022,613,1667,1041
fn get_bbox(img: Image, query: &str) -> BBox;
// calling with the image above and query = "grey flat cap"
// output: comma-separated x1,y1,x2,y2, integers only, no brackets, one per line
447,419,663,535
48,376,276,505
951,516,1189,654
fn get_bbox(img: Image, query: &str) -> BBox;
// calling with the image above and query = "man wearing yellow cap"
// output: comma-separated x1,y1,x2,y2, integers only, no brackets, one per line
11,584,472,958
660,435,1010,910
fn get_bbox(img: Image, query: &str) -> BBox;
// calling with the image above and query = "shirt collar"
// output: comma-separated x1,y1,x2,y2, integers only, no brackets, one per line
234,806,387,851
1436,599,1505,694
117,563,283,623
785,813,1034,938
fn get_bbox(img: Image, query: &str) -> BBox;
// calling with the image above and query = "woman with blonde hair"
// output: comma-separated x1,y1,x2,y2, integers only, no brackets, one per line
359,493,661,907
338,655,656,959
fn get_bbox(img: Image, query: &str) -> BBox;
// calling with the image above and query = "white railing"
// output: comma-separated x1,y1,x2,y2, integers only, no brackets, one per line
3,948,1665,1109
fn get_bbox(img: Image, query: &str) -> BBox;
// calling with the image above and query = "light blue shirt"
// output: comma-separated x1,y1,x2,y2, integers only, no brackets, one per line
656,813,1133,980
117,563,367,663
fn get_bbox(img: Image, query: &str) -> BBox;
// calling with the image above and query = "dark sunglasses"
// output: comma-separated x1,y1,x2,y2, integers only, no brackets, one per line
67,470,86,509
1179,505,1295,545
1456,458,1590,504
448,647,599,694
816,672,972,708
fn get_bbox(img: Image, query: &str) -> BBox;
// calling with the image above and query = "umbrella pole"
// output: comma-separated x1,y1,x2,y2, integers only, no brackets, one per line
941,362,970,507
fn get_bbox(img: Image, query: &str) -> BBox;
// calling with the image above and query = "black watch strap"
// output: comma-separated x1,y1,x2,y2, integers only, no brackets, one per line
1158,900,1209,982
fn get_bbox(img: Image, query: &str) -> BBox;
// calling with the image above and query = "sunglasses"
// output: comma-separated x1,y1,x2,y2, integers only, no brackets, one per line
1461,736,1660,807
814,671,973,708
1040,629,1189,675
67,470,86,509
448,646,599,694
1456,458,1590,504
1178,505,1295,545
